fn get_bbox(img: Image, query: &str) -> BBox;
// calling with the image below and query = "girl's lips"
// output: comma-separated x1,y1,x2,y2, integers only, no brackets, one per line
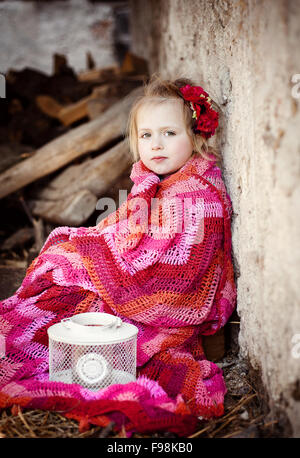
152,157,167,162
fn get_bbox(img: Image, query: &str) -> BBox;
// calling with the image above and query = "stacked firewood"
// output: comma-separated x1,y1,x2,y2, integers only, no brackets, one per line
0,51,148,266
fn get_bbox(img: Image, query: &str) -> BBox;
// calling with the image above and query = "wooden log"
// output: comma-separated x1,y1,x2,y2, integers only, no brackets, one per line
31,189,98,226
36,80,142,125
86,81,144,119
0,227,34,252
86,51,96,70
58,97,90,125
36,94,88,126
120,52,149,75
30,140,133,226
53,53,70,76
26,217,46,266
35,95,63,120
86,97,118,120
202,328,225,362
0,266,27,301
6,66,90,105
77,66,121,83
35,85,116,126
0,85,143,200
33,139,132,201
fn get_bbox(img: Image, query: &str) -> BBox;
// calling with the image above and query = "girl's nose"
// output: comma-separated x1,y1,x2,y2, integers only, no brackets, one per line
151,136,163,150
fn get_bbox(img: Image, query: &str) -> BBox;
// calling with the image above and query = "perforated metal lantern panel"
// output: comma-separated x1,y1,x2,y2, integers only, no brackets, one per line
48,312,138,391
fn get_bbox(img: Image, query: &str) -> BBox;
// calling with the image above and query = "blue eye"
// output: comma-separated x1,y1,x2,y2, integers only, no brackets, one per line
140,131,175,138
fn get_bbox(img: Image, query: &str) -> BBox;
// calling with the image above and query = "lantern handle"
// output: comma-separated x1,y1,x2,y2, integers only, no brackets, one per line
61,313,122,331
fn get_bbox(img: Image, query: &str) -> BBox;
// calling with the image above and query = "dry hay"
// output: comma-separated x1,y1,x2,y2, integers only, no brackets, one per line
0,354,283,439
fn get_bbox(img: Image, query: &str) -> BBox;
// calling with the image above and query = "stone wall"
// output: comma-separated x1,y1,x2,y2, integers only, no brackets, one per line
0,0,118,75
130,0,300,436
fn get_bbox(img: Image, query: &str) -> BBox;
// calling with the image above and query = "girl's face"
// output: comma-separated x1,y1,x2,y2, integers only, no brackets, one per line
136,99,194,176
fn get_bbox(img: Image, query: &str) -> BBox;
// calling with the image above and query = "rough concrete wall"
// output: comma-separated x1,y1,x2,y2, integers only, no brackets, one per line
0,0,117,75
130,0,300,436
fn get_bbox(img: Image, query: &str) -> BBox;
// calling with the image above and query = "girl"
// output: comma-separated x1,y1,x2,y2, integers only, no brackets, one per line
0,75,237,434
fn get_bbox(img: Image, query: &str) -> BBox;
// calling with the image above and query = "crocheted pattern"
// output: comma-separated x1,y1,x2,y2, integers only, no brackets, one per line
0,153,237,436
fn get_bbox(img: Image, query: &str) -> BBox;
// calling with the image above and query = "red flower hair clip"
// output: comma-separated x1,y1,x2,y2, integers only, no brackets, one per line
179,84,219,139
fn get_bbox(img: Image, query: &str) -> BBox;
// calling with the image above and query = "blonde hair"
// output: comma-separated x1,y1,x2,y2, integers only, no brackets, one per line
126,73,222,164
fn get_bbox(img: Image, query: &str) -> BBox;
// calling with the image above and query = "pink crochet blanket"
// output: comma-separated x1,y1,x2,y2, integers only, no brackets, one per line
0,153,237,436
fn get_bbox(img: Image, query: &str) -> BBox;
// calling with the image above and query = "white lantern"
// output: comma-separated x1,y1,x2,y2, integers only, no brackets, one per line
48,312,138,391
